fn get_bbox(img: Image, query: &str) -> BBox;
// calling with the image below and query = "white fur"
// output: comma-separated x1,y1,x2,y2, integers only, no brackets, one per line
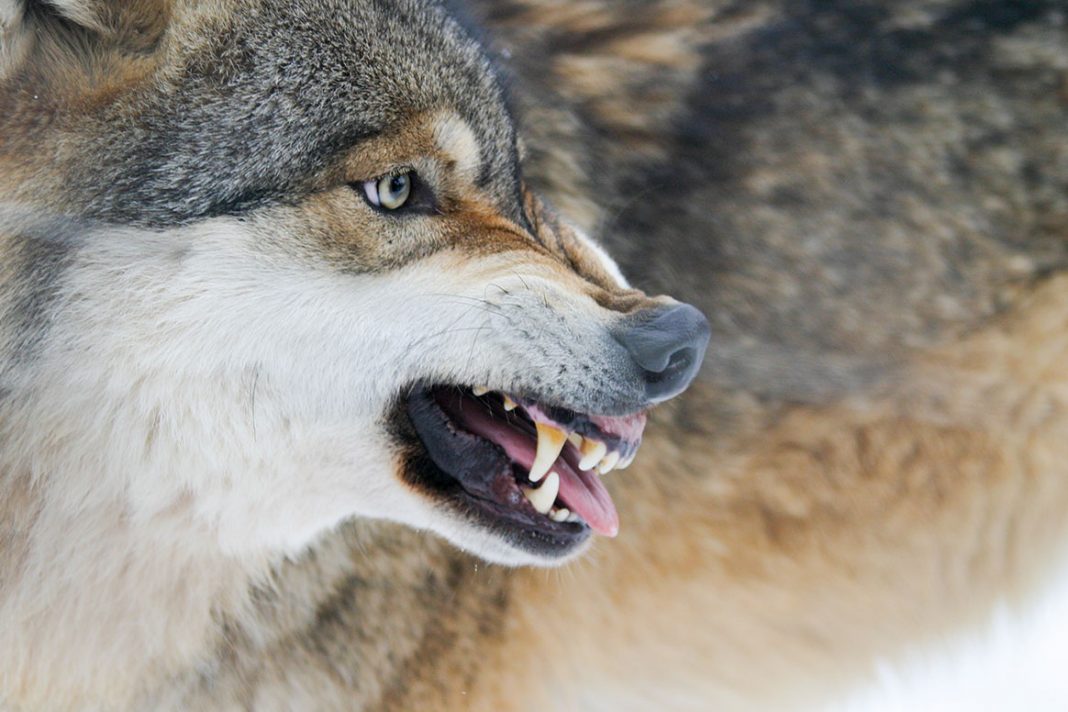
832,553,1068,711
5,215,625,557
570,223,630,288
0,212,636,704
432,113,483,185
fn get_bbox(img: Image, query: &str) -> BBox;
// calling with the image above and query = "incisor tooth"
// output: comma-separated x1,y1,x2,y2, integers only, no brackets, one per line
472,386,490,397
597,451,621,475
502,395,518,411
617,452,636,469
530,422,567,482
568,432,583,448
550,507,571,522
578,439,607,471
522,471,559,515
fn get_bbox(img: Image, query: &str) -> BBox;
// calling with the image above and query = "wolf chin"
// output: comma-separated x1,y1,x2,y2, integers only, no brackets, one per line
4,0,1068,710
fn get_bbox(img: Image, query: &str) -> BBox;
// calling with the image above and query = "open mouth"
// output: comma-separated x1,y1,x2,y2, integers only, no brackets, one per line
405,385,646,555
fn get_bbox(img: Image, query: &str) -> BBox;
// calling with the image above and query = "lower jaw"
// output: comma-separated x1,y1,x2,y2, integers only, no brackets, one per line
452,492,593,560
400,387,593,559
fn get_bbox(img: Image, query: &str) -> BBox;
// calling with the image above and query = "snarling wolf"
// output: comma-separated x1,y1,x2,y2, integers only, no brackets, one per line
2,0,1068,709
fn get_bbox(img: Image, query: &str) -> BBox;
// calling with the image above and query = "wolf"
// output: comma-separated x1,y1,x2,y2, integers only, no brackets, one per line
3,0,1068,709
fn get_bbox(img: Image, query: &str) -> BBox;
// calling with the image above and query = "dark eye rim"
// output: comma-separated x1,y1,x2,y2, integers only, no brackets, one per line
352,169,439,217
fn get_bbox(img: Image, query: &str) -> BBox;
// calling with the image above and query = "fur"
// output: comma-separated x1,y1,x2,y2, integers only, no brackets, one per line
2,0,1068,709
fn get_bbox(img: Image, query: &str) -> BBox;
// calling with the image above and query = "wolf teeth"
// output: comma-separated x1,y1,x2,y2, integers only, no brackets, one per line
522,471,559,515
530,422,567,482
550,507,571,522
596,451,621,475
502,395,518,411
578,439,608,471
472,386,490,397
617,451,636,469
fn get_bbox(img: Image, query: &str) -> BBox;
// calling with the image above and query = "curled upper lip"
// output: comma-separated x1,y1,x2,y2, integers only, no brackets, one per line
415,384,645,537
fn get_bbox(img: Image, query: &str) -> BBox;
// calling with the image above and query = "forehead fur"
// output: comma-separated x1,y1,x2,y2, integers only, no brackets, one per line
4,0,521,226
431,112,483,184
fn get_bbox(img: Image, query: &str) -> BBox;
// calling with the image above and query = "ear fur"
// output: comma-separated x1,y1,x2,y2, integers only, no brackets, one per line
0,0,30,77
1,0,170,73
42,0,108,32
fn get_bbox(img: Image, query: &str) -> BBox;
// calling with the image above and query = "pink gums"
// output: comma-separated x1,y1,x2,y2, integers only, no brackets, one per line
444,399,626,536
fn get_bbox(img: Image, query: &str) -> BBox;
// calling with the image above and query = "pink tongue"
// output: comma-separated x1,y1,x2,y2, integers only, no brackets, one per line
555,457,619,538
448,400,619,536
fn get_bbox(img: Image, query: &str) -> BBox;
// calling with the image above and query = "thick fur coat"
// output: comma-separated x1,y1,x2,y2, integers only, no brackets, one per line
2,0,1067,709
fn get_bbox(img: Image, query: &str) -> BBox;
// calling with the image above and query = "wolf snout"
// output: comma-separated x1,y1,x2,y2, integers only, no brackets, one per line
614,303,710,402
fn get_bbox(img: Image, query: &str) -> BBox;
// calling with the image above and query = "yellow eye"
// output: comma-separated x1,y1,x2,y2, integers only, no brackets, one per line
363,171,412,211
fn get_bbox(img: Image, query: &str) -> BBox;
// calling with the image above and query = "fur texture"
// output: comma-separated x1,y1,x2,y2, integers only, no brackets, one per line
2,0,1068,709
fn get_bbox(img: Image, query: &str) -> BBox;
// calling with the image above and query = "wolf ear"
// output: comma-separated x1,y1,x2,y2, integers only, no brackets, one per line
1,0,30,75
48,0,171,49
40,0,109,33
2,0,171,79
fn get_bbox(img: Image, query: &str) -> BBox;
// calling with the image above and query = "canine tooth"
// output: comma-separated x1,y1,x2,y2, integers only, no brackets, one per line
529,423,567,482
578,440,607,471
502,395,518,411
597,451,621,475
522,471,559,515
472,386,490,397
550,507,571,522
568,432,583,448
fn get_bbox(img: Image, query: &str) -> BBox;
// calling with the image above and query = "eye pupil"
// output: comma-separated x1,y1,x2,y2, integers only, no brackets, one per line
370,171,413,210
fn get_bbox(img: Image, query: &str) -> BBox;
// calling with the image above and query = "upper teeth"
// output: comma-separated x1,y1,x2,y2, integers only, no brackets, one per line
471,387,640,515
530,422,567,483
596,451,621,475
578,439,608,471
529,423,627,482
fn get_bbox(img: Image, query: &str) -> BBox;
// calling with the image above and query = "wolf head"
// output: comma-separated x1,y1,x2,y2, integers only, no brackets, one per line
0,0,707,566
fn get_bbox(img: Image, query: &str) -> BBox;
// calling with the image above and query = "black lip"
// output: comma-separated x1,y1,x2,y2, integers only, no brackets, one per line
396,386,590,559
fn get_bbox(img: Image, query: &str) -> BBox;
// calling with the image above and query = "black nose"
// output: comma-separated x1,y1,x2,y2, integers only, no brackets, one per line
616,303,710,402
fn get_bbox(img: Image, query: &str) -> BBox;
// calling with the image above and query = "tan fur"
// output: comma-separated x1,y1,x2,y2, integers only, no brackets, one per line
469,0,715,233
162,275,1068,711
461,274,1068,710
3,0,1068,708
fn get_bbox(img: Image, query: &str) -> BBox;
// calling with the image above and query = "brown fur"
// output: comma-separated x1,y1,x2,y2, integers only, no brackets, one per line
3,0,1068,708
179,274,1068,710
200,2,1068,708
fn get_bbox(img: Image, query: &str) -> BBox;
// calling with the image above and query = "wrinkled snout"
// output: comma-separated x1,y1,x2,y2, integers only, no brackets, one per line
614,303,711,402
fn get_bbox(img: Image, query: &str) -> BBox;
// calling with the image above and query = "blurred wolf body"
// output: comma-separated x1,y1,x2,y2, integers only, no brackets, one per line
2,0,1067,709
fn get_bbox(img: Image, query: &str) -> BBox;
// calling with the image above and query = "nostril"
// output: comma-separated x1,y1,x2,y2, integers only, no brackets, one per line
615,303,710,402
644,347,696,386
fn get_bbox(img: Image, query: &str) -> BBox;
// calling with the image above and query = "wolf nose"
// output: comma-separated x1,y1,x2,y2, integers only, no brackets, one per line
616,303,711,402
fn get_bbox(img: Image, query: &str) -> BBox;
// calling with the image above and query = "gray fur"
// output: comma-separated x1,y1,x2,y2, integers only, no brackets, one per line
3,0,1068,708
503,0,1068,406
10,0,526,227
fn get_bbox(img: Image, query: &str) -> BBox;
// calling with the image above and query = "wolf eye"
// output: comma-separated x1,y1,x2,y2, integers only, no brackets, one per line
362,171,413,211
